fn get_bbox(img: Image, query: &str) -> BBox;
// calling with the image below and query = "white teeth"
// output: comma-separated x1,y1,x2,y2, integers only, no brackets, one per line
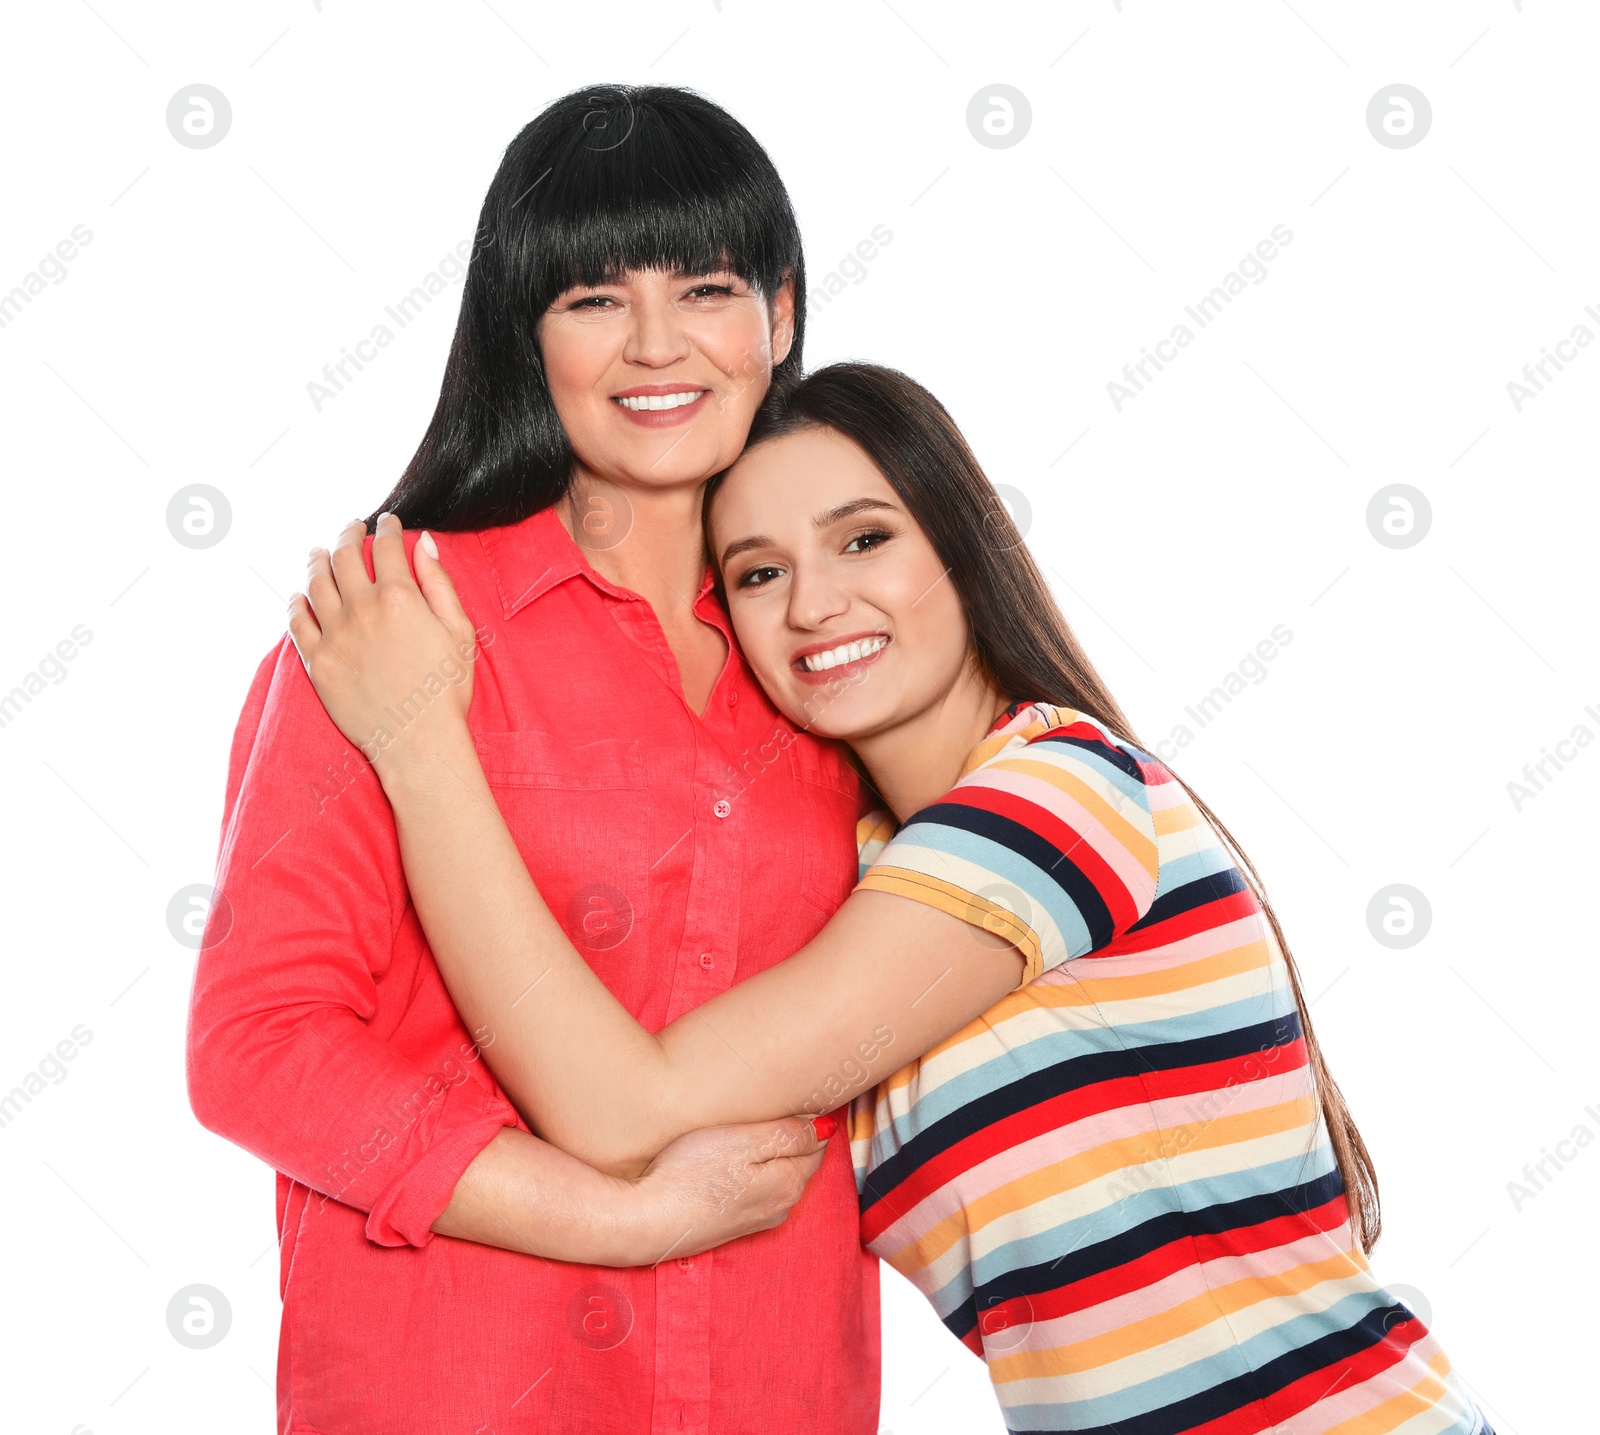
614,391,706,411
802,636,888,672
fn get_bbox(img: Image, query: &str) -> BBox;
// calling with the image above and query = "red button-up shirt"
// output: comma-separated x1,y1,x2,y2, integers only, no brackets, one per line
186,504,879,1435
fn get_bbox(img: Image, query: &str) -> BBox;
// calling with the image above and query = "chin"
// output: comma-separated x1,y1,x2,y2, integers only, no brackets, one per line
614,440,704,481
783,680,893,744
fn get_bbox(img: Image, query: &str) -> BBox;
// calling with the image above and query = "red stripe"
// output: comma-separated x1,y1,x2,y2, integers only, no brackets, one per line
1256,1311,1431,1430
977,1192,1352,1336
1117,885,1260,953
860,1042,1311,1245
1187,1191,1354,1270
935,779,1142,932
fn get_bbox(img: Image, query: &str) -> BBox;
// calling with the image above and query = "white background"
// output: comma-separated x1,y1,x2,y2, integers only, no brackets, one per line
1,2,1591,1431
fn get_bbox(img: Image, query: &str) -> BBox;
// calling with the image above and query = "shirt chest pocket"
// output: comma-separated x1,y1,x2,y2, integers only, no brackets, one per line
472,729,649,960
786,741,863,918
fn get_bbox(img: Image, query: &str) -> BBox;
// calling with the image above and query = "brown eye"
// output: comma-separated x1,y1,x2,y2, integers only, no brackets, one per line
736,564,784,590
843,528,892,554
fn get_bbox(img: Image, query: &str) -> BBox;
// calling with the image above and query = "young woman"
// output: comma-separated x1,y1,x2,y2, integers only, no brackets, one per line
187,85,880,1435
290,363,1495,1434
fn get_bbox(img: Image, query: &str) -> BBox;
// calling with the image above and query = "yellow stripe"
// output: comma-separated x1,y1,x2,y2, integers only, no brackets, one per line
1153,801,1211,837
867,936,1283,1105
856,810,897,850
1039,936,1278,1008
885,1093,1322,1275
995,753,1159,882
857,868,1047,983
886,936,1277,1032
1317,1347,1457,1435
988,1246,1370,1382
961,706,1079,775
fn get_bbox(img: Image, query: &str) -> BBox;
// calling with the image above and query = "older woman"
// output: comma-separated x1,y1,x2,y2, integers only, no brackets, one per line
186,86,874,1435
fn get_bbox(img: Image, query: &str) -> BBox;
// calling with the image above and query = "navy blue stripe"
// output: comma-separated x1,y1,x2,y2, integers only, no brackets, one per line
1033,727,1149,784
859,1012,1304,1223
968,1167,1346,1322
1027,1299,1428,1435
1129,865,1251,933
896,797,1117,950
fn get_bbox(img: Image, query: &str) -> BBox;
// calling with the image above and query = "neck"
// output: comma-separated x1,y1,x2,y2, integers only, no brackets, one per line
554,467,710,617
851,670,1014,824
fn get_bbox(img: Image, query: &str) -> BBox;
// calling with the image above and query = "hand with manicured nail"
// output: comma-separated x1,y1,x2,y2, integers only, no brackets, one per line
287,514,478,779
625,1114,833,1261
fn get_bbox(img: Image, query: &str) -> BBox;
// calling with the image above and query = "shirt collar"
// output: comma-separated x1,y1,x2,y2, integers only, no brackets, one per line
963,699,1052,776
477,504,720,623
986,698,1039,738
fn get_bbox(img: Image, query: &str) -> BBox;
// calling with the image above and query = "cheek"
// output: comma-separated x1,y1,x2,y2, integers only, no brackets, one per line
894,563,969,677
730,603,786,685
696,310,775,386
541,327,608,407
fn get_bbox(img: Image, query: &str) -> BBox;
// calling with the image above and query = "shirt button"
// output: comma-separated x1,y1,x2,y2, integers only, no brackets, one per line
698,952,715,969
726,687,738,706
677,1256,694,1271
713,798,731,819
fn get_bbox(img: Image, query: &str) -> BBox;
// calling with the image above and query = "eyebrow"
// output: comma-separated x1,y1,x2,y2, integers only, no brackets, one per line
718,497,900,567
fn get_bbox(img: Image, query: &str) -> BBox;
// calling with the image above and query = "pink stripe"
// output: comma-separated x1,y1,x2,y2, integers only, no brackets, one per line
995,1225,1367,1359
1145,775,1191,806
870,1058,1320,1254
1274,1328,1458,1435
1037,912,1278,984
970,763,1156,899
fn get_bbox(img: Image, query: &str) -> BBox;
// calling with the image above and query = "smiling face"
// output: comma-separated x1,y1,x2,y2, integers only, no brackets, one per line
710,425,975,741
537,266,794,495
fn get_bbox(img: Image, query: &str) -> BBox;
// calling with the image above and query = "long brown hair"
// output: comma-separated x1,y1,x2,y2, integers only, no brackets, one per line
704,361,1381,1254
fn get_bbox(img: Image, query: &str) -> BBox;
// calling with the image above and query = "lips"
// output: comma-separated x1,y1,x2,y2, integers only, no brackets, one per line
610,384,710,428
790,632,892,687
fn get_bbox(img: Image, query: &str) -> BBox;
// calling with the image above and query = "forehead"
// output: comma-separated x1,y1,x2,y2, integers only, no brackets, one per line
739,427,884,491
713,427,896,537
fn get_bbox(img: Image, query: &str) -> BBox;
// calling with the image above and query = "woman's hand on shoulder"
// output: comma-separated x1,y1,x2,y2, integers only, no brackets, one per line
288,513,478,783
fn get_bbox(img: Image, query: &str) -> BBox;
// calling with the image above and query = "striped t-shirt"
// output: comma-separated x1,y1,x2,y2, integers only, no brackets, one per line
849,701,1492,1435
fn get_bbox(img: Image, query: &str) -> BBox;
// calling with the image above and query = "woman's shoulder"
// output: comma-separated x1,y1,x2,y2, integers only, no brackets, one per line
972,701,1158,784
852,701,1166,866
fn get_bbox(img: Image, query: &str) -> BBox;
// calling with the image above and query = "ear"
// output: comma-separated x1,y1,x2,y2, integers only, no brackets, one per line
769,271,797,367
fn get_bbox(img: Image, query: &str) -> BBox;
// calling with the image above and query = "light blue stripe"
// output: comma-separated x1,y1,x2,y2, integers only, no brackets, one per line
864,1020,1127,1167
881,821,1098,966
1094,986,1301,1053
1024,733,1150,807
1000,1331,1259,1431
1002,1283,1492,1434
914,1143,1341,1321
863,982,1300,1171
1152,841,1234,898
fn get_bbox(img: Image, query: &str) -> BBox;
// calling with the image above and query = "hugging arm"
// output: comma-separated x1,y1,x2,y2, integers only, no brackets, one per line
385,750,1015,1177
289,518,1025,1179
187,636,829,1267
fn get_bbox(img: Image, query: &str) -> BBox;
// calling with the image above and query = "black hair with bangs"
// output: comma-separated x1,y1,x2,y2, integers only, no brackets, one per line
370,84,806,531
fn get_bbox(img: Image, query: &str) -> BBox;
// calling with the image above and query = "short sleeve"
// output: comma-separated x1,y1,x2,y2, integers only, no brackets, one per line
853,711,1160,985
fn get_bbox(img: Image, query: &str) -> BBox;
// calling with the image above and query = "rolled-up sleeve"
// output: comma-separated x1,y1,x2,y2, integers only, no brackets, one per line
185,636,520,1248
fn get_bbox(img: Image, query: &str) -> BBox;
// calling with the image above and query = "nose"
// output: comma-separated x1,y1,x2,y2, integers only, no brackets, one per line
786,557,852,633
623,288,693,369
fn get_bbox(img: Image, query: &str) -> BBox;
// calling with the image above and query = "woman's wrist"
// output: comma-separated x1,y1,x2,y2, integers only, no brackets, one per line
603,1172,680,1268
370,719,481,803
436,1128,658,1267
